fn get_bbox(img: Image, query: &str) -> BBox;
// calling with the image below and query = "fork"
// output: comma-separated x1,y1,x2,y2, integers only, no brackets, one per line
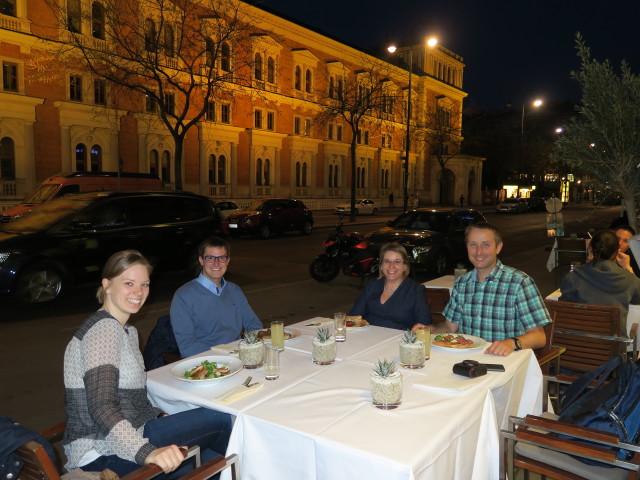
242,376,252,387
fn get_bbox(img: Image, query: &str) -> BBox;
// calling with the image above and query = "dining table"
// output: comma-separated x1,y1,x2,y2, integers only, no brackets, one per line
146,318,544,480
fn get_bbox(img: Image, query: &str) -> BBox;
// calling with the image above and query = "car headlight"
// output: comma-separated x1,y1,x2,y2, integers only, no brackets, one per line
0,252,10,263
410,246,431,260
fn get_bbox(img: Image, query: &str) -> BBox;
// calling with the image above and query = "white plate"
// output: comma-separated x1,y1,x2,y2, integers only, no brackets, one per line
171,355,243,384
258,328,301,343
431,334,488,353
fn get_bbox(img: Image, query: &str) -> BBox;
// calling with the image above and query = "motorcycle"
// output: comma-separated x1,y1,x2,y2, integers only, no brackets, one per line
309,217,379,282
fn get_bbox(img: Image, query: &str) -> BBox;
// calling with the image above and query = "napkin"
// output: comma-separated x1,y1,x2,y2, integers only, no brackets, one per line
214,382,264,404
412,373,489,395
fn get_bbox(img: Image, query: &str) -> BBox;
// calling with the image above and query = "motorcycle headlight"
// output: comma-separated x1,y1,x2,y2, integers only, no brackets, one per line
410,246,431,260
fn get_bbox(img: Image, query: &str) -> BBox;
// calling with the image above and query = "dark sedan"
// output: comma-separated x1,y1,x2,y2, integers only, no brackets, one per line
0,191,220,303
366,208,486,276
225,198,313,239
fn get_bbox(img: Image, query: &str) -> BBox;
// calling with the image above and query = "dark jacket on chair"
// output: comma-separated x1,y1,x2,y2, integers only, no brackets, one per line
0,416,56,480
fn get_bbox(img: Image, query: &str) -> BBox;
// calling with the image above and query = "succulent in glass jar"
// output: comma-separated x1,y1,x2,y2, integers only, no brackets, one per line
400,331,424,369
371,359,401,409
312,327,336,365
239,330,264,369
372,358,397,378
315,326,332,343
401,330,417,344
243,330,261,344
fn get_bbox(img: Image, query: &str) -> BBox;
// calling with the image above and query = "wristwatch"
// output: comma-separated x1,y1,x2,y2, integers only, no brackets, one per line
512,337,523,351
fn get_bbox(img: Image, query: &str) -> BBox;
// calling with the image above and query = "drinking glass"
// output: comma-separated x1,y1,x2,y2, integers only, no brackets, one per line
270,320,285,351
334,312,346,342
264,343,280,380
415,326,431,360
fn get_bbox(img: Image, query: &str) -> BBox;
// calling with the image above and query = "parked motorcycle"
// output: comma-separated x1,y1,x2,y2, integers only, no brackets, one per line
309,217,379,282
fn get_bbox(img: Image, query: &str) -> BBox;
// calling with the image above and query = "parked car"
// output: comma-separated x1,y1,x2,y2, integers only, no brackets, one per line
335,199,378,216
225,198,313,239
524,197,546,212
496,198,528,214
0,171,163,223
213,200,240,221
0,191,220,303
366,208,486,276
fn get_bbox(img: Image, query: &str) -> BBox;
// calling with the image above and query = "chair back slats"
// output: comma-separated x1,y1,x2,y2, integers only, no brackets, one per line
556,238,588,266
545,300,626,374
424,288,450,325
15,441,60,480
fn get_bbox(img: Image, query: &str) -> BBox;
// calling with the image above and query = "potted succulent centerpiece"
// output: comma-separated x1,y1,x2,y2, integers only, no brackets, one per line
312,326,336,365
238,330,264,369
399,330,425,369
371,359,402,409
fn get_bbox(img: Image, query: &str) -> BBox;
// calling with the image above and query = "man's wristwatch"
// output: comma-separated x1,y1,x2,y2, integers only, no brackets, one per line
512,337,523,351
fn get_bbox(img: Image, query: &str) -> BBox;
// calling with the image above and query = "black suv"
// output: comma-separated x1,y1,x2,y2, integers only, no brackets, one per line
225,198,313,239
0,191,221,303
367,208,486,276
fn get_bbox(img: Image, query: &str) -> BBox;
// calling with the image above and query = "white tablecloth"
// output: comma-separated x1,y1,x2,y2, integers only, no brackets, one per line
146,320,543,480
423,275,455,292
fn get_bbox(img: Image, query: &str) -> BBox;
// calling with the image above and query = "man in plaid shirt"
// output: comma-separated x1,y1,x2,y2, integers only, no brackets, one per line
438,223,550,356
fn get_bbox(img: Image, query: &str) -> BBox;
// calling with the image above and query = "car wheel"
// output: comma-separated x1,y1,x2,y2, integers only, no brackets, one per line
372,208,378,216
431,252,448,277
259,224,271,240
301,221,313,235
16,266,64,303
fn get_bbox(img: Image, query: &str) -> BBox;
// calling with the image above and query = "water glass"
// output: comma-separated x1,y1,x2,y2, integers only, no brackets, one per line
334,312,347,342
270,320,285,351
415,326,431,360
264,343,280,380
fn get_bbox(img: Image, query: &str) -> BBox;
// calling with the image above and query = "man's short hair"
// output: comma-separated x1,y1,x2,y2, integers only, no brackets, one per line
465,222,503,245
591,229,619,262
198,236,231,257
616,225,636,236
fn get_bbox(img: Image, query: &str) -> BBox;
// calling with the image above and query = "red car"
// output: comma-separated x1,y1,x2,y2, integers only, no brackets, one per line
224,198,314,239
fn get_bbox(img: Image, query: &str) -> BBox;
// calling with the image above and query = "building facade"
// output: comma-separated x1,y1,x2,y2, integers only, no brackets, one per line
0,0,481,210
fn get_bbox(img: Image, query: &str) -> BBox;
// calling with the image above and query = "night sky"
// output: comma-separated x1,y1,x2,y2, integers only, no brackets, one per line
255,0,640,111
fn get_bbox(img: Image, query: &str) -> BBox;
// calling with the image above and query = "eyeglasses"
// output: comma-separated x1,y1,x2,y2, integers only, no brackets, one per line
203,255,229,264
382,259,405,266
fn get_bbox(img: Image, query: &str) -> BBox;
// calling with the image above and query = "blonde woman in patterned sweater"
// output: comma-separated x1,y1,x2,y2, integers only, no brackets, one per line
63,250,231,478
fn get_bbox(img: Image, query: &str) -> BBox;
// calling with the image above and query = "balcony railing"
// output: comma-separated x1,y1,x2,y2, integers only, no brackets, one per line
294,187,309,197
208,184,229,197
0,178,26,198
256,186,272,197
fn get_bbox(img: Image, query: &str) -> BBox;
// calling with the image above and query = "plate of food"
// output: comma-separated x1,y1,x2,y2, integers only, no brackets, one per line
257,328,301,343
431,334,487,352
171,355,243,384
346,315,369,330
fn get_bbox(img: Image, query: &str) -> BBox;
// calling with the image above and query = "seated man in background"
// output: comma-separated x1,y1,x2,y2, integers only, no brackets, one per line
560,229,640,321
614,225,640,277
418,223,550,356
171,236,263,357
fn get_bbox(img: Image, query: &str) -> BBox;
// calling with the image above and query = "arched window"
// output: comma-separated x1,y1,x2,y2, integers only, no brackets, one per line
145,19,156,52
208,154,216,183
75,143,87,171
164,25,174,57
90,144,101,171
161,150,170,181
294,66,301,90
0,137,15,180
220,43,231,72
217,155,226,184
337,77,343,99
305,69,312,93
254,53,262,81
328,165,333,188
256,158,262,186
301,162,307,187
267,57,275,83
295,161,301,187
263,159,270,186
149,149,159,177
91,2,105,39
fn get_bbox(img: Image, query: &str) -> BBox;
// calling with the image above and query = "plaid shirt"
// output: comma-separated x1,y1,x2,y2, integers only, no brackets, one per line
443,260,551,341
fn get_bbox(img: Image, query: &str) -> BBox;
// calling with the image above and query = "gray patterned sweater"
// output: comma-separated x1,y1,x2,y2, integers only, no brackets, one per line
63,310,162,470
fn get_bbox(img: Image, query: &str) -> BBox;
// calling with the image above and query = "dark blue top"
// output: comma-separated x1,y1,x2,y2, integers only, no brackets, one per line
348,277,431,330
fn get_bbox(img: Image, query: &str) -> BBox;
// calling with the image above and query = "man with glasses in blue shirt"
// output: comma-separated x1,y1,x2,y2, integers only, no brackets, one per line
170,236,263,357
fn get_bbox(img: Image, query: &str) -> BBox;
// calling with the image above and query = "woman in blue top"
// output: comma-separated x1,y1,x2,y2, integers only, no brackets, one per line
349,243,431,330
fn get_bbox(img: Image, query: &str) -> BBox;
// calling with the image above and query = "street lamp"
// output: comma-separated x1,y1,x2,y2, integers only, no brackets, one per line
521,98,543,137
388,36,438,212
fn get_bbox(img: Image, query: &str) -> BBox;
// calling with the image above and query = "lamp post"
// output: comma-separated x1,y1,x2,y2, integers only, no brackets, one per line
388,36,437,212
517,97,543,184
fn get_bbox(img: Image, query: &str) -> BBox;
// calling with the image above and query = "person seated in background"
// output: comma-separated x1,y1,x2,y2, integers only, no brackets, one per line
614,225,640,277
419,223,549,356
64,250,231,478
171,236,263,357
560,229,640,321
348,243,431,330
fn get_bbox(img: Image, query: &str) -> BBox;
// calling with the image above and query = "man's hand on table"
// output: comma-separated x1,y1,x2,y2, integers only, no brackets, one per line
484,339,516,356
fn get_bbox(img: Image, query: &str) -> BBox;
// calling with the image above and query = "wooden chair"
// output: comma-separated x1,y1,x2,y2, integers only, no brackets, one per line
545,300,637,376
15,421,200,480
178,454,238,480
555,238,588,267
423,287,450,326
500,414,640,480
534,322,566,412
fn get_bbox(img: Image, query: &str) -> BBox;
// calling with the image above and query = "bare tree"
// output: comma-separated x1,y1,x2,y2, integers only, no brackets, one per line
47,0,256,189
415,98,462,205
315,58,397,222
